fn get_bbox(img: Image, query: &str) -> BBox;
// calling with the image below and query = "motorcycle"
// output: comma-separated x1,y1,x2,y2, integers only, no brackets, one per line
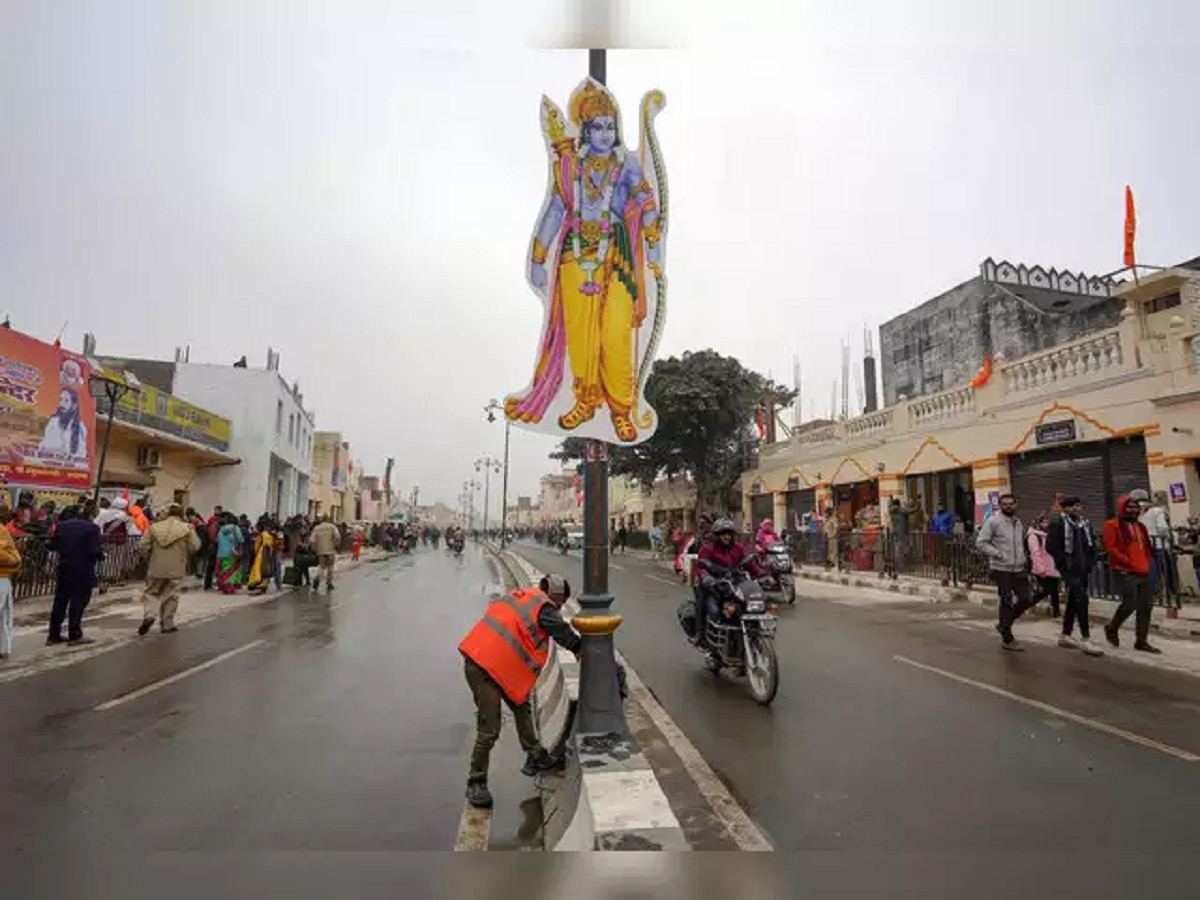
756,540,797,604
677,558,779,706
448,534,465,556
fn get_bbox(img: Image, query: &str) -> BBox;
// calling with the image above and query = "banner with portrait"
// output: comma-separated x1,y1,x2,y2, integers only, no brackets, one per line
0,328,97,489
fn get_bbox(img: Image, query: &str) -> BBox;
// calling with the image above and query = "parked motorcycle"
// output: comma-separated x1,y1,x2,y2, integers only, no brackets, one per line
676,558,779,705
756,540,797,604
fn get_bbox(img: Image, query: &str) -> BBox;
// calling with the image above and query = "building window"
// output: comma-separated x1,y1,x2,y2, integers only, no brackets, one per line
1148,292,1181,314
288,414,294,444
276,400,284,435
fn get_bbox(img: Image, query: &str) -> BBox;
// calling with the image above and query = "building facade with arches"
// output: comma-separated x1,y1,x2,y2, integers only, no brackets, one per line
745,267,1200,589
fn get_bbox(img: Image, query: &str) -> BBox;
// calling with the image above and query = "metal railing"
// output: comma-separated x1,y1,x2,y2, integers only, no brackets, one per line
11,534,148,602
783,530,1136,602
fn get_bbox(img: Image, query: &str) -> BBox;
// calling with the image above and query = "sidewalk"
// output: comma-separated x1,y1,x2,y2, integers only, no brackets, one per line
596,542,1200,641
793,566,1200,640
2,550,388,683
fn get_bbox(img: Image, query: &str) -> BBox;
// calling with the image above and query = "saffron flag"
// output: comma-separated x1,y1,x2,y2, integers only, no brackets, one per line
1123,185,1136,268
755,406,766,440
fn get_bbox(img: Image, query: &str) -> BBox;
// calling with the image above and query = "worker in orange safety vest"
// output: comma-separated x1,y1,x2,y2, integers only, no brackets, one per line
458,573,582,809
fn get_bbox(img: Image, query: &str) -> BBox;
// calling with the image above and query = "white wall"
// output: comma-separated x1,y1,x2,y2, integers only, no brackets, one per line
172,364,315,517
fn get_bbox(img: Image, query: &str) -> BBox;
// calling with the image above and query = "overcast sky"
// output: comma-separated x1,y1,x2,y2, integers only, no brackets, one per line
3,1,1198,518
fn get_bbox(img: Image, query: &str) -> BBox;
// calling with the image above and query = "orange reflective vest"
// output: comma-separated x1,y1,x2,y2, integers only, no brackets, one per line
458,588,552,705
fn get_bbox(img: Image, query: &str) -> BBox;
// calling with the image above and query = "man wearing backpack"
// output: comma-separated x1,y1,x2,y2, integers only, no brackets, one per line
976,493,1032,651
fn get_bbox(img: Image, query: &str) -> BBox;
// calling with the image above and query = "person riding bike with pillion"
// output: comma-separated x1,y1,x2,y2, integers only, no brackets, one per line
694,518,765,663
457,574,581,809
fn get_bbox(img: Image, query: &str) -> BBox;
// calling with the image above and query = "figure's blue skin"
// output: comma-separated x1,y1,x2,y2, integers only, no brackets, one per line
530,113,661,290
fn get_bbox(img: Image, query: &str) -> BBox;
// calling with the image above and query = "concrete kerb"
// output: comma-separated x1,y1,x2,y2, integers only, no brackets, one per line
485,544,689,851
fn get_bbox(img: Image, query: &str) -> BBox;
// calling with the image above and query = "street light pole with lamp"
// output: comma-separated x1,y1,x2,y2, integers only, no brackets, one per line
464,478,481,532
473,455,502,537
88,369,140,504
484,399,511,546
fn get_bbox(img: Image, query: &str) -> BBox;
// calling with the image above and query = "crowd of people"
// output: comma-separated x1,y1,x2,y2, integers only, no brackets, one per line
0,487,466,658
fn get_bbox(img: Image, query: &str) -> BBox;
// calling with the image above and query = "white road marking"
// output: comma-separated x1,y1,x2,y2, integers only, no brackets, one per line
893,654,1200,763
454,803,492,851
610,563,626,571
618,652,774,850
645,573,680,587
94,640,266,711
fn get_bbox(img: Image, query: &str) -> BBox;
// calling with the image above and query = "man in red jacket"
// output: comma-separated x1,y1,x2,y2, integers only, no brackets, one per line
1102,494,1160,653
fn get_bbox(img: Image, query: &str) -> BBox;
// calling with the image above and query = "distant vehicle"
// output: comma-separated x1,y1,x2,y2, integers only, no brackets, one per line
565,528,584,550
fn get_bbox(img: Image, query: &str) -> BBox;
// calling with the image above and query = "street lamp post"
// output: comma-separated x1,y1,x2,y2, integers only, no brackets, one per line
571,46,630,742
88,371,138,504
464,478,481,532
474,455,502,538
484,400,511,546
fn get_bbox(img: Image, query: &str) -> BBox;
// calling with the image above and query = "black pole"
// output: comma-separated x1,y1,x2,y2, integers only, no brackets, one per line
573,46,629,741
500,420,511,547
92,395,117,505
483,465,491,536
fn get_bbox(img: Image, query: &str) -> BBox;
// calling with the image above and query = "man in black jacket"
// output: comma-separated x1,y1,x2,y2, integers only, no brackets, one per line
47,506,103,645
1045,497,1103,656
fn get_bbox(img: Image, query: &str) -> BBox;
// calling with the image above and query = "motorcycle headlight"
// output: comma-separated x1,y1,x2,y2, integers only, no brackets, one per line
746,598,766,613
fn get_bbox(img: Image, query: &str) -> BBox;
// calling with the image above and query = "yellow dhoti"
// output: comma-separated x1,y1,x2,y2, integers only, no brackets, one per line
559,249,635,421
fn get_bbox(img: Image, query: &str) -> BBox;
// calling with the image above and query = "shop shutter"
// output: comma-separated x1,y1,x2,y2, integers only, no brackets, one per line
1107,435,1150,510
1008,446,1107,523
785,489,816,529
750,494,774,525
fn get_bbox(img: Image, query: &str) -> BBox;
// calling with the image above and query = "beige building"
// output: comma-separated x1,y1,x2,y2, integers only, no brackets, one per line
95,372,239,511
538,469,580,524
309,432,350,522
609,475,699,532
746,267,1200,587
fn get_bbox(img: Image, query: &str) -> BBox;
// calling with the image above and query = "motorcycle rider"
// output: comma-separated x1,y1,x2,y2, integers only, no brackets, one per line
754,518,779,553
694,518,764,662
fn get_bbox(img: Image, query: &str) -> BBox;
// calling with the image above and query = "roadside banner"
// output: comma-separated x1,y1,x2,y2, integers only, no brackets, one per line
0,328,97,489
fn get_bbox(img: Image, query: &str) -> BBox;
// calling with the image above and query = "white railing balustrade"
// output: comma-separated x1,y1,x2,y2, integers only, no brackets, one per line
910,386,975,427
842,408,893,440
795,424,839,446
1002,329,1123,395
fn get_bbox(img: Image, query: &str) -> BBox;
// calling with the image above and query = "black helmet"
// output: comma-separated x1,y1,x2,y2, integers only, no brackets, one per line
711,518,737,536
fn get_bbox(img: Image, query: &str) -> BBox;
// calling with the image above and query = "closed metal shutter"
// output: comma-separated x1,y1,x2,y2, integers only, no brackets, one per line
1008,446,1107,523
750,494,774,526
1107,435,1151,508
785,489,816,529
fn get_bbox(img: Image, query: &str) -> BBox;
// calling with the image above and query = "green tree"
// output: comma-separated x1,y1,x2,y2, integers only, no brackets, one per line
550,350,794,519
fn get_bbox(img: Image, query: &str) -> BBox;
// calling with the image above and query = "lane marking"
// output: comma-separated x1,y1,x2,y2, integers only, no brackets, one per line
610,563,626,571
893,654,1200,763
94,640,266,711
645,573,681,587
454,803,492,851
618,653,774,850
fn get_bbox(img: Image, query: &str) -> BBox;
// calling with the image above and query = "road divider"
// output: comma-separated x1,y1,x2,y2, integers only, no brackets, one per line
486,543,695,852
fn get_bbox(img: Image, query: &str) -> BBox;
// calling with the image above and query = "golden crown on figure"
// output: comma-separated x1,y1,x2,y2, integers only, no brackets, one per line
568,78,617,127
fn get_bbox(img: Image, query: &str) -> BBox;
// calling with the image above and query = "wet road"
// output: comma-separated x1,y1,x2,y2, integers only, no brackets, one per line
520,542,1200,860
0,545,538,873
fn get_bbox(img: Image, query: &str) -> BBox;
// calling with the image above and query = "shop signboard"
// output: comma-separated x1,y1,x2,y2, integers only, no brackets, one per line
111,375,231,452
1169,482,1187,503
1035,419,1077,446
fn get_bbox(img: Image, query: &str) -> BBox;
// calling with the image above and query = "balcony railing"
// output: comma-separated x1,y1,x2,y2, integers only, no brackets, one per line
909,385,975,428
1001,328,1123,396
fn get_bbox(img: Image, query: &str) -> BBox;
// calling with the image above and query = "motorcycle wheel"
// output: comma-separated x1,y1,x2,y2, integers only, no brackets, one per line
745,634,779,706
784,576,797,605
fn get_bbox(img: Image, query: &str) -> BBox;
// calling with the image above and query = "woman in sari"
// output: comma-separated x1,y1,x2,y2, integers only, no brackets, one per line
247,516,276,595
215,513,244,595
